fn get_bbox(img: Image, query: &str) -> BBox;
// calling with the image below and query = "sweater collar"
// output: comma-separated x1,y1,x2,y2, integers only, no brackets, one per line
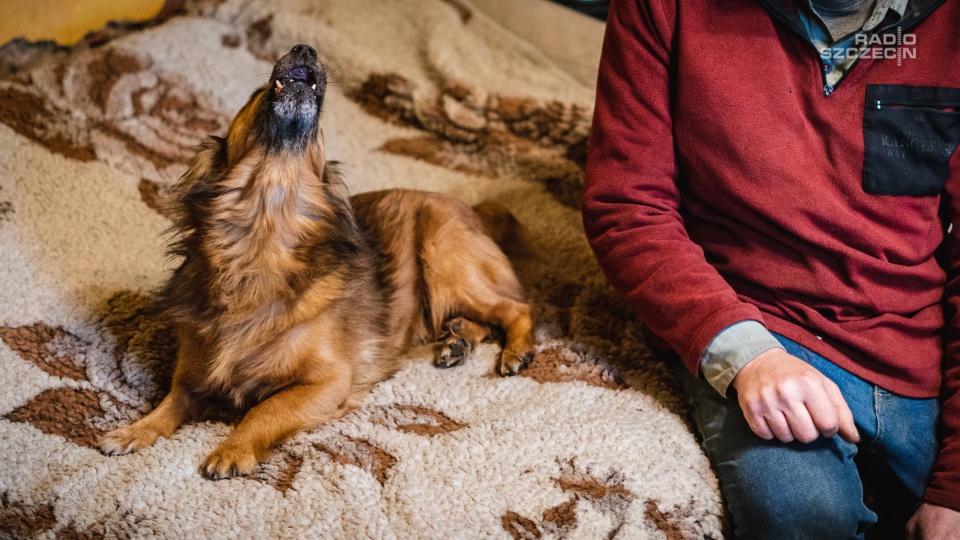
862,0,908,31
758,0,943,36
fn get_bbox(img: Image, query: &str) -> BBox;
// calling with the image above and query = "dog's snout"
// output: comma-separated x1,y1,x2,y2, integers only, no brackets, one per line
291,44,317,59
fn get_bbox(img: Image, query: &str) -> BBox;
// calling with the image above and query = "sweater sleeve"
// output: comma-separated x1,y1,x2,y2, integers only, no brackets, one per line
924,154,960,511
581,0,763,375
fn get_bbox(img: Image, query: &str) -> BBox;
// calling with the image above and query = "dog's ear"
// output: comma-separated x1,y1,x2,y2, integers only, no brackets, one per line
312,126,327,178
180,136,227,191
167,136,227,225
321,159,341,185
226,88,267,164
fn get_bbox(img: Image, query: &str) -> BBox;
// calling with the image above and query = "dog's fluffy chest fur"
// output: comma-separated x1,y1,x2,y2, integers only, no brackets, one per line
163,146,389,405
205,154,328,308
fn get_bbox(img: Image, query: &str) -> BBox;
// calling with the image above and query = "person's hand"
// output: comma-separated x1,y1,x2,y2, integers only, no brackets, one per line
731,348,859,444
907,503,960,539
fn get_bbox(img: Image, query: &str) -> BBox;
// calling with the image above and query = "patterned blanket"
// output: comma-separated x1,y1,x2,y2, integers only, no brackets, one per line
0,1,724,537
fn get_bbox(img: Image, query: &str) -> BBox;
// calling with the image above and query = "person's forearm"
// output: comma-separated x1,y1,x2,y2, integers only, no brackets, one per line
583,0,762,372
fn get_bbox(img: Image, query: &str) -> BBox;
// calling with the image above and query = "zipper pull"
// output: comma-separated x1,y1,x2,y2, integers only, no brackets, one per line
876,100,882,110
824,84,834,96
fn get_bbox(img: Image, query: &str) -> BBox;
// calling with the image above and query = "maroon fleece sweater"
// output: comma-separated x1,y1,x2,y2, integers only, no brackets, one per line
583,0,960,510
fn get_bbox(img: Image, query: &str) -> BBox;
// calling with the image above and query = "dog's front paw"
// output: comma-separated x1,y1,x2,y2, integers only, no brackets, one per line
200,443,260,480
497,349,534,376
99,424,163,456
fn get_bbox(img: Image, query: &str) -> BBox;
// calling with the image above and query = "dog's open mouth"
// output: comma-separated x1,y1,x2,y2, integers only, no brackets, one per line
273,65,320,93
262,45,327,140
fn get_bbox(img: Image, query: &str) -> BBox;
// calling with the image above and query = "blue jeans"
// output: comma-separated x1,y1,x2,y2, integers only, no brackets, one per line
673,333,940,540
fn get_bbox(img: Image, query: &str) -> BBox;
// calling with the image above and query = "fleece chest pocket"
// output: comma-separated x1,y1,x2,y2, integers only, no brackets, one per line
862,85,960,197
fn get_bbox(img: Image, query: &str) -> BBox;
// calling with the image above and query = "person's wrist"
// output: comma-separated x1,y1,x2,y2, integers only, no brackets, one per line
700,321,784,396
731,347,780,392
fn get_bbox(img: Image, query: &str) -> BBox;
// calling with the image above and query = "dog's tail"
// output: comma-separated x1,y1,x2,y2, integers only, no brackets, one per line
472,202,532,257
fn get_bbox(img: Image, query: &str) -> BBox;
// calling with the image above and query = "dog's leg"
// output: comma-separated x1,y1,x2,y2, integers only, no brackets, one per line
433,317,492,368
99,381,195,455
99,334,202,455
484,300,535,376
200,375,351,479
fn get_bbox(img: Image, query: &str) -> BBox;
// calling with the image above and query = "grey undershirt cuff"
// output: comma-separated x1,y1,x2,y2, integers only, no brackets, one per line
699,320,785,397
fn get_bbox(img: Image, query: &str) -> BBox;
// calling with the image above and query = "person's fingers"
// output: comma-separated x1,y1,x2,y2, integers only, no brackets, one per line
733,349,860,445
784,402,820,444
765,409,795,443
739,396,775,440
905,513,919,540
803,387,841,439
749,415,775,441
824,380,859,443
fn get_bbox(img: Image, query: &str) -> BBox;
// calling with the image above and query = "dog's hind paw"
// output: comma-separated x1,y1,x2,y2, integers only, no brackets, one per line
99,424,163,456
434,336,470,368
433,317,490,369
497,350,534,376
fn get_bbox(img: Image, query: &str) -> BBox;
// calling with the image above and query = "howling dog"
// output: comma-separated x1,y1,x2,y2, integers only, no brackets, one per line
100,44,535,478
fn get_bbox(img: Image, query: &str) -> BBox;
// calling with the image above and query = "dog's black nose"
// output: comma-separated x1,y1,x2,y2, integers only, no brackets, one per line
291,44,317,59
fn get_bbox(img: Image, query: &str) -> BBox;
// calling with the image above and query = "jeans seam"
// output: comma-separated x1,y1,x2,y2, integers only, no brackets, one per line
868,386,884,453
690,399,716,459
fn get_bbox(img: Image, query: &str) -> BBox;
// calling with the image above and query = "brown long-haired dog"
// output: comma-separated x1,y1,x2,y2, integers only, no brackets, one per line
99,45,535,479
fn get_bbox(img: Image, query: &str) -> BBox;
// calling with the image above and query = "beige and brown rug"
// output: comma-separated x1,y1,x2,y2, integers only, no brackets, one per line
0,1,724,538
